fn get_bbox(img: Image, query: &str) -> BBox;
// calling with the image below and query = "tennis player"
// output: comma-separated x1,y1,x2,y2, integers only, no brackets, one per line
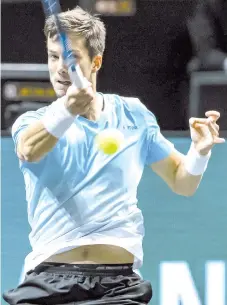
3,6,225,305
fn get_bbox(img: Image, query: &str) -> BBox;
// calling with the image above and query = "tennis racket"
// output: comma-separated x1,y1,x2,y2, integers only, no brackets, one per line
41,0,87,89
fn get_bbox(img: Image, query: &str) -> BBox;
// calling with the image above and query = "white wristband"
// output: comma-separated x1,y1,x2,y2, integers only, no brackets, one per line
42,97,76,138
184,143,211,176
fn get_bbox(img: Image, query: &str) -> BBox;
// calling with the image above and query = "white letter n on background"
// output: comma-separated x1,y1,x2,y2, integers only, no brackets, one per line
160,262,202,305
205,261,225,305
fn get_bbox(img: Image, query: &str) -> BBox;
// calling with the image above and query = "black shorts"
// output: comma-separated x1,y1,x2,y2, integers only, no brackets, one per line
3,263,153,305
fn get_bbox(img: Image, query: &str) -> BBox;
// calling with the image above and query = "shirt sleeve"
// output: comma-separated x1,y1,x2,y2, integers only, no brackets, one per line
142,105,175,165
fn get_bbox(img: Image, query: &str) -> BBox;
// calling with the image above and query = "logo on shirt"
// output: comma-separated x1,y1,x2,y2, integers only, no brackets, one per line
123,125,138,130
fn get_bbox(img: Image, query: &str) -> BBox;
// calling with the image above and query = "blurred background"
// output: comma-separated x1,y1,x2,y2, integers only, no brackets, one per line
1,0,227,304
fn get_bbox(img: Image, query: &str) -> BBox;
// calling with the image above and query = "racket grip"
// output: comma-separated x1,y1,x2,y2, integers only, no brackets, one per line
68,64,88,89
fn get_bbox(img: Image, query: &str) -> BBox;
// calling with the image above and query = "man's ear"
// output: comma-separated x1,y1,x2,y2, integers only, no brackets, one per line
92,55,103,72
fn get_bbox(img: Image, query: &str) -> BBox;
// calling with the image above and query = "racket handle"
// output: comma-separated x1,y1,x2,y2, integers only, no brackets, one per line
68,63,88,89
60,32,88,89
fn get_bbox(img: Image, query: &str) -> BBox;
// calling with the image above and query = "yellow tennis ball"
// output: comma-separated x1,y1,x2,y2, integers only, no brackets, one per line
95,129,124,155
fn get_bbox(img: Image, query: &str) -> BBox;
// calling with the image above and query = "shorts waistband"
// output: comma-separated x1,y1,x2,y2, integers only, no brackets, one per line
33,263,133,276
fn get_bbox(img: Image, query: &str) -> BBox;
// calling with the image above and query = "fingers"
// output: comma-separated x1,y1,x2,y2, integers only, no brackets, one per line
189,117,209,127
65,80,96,117
213,137,226,144
208,120,219,137
67,82,94,105
207,120,225,143
215,123,220,131
190,115,225,144
205,110,220,122
189,112,221,128
67,82,93,98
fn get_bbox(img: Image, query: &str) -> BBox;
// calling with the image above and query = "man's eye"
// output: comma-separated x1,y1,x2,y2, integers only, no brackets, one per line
71,53,79,59
49,54,59,60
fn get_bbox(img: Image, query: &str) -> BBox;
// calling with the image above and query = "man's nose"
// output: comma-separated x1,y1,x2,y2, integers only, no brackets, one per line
57,57,68,75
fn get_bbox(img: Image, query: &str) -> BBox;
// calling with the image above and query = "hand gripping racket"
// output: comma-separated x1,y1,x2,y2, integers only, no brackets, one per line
41,0,88,89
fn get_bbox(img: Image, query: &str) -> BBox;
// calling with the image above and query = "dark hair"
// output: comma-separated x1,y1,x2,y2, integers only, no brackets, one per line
44,6,106,59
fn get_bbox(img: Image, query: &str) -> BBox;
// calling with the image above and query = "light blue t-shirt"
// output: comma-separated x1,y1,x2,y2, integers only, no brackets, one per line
12,93,174,273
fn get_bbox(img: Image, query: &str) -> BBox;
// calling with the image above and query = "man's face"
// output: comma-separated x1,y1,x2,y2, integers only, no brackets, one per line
47,34,93,97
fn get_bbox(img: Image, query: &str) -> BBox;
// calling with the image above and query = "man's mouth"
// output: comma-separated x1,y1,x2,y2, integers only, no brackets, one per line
57,80,71,86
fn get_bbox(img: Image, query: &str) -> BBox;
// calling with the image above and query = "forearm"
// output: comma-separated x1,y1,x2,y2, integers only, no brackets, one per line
18,97,75,162
174,159,203,196
174,144,211,196
18,121,58,162
152,111,223,197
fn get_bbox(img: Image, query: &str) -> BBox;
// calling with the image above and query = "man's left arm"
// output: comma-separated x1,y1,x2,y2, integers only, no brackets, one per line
150,111,225,197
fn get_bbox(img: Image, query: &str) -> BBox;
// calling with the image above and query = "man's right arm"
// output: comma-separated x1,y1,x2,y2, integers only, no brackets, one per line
15,83,94,163
17,120,59,162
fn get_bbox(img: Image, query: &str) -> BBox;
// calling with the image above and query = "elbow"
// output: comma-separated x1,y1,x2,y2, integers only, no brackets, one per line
172,187,197,197
180,191,196,197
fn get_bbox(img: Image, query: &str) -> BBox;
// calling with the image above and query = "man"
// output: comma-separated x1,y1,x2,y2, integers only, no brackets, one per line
187,0,227,71
3,6,225,305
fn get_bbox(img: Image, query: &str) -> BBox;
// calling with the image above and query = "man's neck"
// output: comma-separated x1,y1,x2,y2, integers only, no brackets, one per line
84,92,104,121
